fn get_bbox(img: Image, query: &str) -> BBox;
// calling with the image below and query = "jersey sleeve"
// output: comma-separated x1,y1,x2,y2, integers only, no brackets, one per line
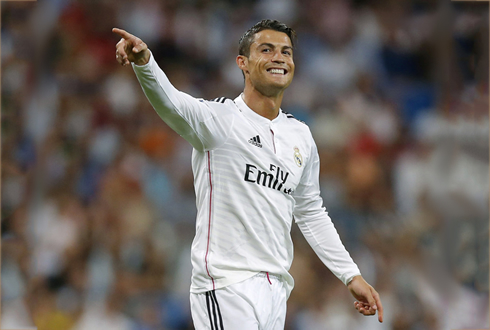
132,52,235,151
293,135,361,285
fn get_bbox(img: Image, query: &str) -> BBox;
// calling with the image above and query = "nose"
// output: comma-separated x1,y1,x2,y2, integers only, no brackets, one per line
271,50,285,63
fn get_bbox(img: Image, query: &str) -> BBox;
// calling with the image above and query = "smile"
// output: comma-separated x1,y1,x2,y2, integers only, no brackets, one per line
267,68,287,75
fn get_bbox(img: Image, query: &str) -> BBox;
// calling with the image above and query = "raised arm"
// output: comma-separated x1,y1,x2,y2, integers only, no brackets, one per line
112,28,234,152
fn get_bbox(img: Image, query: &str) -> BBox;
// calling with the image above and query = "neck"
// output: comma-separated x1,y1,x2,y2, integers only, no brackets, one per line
242,84,284,121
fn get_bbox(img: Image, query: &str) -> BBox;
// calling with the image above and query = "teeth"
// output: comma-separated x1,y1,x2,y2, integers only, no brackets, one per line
269,69,285,74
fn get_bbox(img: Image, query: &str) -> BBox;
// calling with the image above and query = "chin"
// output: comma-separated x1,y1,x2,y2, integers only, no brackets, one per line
271,80,292,90
250,77,292,96
257,84,290,97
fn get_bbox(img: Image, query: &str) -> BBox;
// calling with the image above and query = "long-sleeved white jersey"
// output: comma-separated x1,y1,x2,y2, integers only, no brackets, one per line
133,53,361,297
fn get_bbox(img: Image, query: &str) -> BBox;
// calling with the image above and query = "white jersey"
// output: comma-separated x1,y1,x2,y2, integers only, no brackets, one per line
133,53,361,297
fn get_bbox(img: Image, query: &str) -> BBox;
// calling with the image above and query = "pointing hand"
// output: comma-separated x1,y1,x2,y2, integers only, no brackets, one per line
347,275,384,323
112,28,150,66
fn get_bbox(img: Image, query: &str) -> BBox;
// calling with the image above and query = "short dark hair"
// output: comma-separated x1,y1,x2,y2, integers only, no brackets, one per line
238,19,296,57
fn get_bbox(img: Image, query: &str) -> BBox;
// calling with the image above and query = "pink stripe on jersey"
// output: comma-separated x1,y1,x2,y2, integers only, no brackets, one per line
270,129,276,154
266,272,272,285
205,151,215,289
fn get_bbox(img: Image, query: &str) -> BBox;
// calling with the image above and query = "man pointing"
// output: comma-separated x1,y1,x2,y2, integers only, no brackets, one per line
113,19,383,329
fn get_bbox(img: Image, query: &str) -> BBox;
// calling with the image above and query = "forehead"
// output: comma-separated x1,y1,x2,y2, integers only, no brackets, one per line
252,29,292,48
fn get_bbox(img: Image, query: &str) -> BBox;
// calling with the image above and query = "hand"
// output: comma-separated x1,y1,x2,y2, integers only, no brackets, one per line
347,275,383,323
112,28,150,66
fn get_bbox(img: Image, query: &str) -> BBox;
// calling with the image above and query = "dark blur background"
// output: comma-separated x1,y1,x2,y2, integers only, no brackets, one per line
1,0,488,329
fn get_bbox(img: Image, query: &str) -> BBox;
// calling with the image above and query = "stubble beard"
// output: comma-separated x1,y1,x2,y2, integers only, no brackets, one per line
249,74,292,98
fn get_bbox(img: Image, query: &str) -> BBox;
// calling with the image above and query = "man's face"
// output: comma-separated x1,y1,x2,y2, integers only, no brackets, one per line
237,29,295,97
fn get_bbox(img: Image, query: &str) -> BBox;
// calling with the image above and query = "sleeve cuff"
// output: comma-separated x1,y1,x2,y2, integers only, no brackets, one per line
344,272,362,286
132,50,154,70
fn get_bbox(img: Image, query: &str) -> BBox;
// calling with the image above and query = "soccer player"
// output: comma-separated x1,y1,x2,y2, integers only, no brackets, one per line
113,19,383,329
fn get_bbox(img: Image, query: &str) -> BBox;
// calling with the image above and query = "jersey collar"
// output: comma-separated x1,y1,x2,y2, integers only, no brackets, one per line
234,94,283,125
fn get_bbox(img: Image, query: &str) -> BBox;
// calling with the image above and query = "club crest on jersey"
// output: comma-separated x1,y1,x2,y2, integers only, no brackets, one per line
293,147,303,167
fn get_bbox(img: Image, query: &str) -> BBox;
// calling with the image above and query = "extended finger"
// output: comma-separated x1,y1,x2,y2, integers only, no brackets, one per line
372,290,384,323
112,27,133,40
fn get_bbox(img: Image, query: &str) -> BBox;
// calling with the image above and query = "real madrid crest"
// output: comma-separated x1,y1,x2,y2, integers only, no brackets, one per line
293,146,303,167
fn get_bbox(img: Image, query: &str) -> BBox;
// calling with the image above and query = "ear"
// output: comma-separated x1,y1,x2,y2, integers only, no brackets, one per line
236,55,248,74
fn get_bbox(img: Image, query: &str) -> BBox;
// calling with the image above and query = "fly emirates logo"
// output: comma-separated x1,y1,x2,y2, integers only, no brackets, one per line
244,164,294,195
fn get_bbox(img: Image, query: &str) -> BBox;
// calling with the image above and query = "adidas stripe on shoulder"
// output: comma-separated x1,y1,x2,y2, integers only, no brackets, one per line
283,111,306,125
210,96,229,104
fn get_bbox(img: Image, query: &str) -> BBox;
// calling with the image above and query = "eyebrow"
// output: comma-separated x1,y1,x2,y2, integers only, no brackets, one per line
258,43,293,51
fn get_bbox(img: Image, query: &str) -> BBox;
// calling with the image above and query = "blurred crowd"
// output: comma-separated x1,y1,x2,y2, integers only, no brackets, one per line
1,0,488,329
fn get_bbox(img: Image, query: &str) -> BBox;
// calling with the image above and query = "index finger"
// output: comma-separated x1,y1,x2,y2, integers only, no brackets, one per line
112,28,133,40
373,291,383,323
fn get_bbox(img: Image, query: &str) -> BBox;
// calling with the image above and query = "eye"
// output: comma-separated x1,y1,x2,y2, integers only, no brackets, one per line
283,50,292,56
262,48,271,53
